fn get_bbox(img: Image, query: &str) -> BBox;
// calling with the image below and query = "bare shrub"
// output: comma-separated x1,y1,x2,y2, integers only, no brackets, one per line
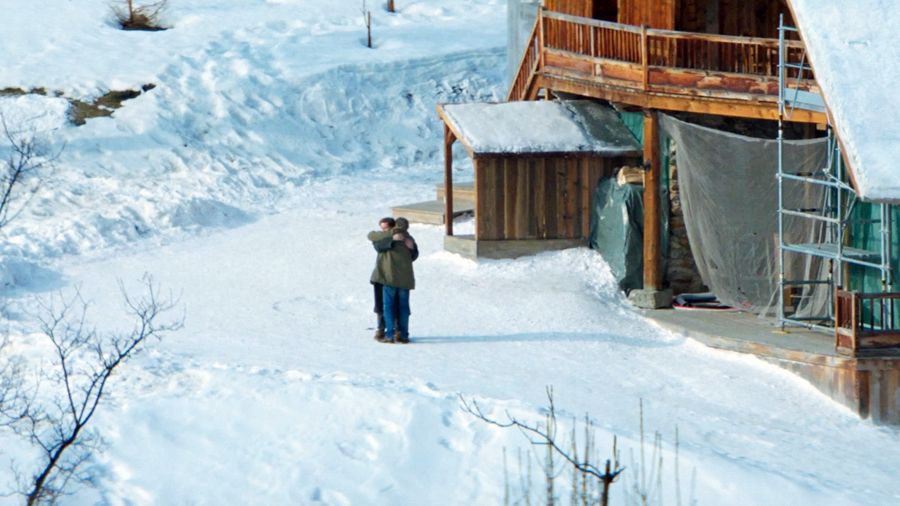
0,276,183,504
463,391,697,506
462,387,623,506
0,115,61,232
110,0,170,31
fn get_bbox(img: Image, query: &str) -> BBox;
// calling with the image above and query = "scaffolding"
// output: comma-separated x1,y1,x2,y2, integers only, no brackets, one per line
777,16,893,332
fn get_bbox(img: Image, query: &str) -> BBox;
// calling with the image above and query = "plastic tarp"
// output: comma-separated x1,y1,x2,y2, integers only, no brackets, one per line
590,177,644,293
660,115,829,314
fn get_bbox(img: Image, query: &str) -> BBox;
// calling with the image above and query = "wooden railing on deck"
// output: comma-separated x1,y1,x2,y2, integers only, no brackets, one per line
544,14,643,64
835,289,900,355
508,10,817,104
645,30,808,78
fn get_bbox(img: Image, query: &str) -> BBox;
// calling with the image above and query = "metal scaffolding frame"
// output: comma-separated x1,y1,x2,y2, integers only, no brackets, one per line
777,16,893,332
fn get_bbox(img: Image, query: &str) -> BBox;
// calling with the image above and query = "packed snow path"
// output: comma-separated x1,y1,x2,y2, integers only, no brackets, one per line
0,0,898,504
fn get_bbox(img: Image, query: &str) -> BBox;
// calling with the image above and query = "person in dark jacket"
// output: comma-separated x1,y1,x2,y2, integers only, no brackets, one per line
368,217,418,343
370,217,396,341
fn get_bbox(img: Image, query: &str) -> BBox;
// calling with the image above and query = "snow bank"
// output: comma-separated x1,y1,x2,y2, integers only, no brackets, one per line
0,48,505,263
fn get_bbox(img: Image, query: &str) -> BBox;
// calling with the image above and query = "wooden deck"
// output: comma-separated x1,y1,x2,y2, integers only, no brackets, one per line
436,181,475,203
391,182,475,225
647,309,900,424
445,234,587,260
510,10,827,123
391,199,474,225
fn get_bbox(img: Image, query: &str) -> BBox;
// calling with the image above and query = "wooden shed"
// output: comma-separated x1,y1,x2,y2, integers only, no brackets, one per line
437,100,641,259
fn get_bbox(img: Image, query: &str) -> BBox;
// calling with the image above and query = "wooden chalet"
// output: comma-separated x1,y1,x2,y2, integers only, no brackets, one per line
427,0,900,423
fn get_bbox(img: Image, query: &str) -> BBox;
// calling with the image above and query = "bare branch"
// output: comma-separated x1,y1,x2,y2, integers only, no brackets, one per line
459,391,624,486
0,275,182,504
110,0,170,31
0,113,61,232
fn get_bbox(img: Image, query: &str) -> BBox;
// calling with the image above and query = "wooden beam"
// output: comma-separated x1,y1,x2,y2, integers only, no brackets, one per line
436,104,477,158
642,110,662,290
540,74,827,123
543,49,821,95
444,124,455,236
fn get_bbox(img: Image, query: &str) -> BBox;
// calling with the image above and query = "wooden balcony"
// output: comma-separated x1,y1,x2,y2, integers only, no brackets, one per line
836,289,900,356
509,10,826,123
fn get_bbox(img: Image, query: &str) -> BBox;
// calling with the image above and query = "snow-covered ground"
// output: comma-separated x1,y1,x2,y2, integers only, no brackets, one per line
1,1,899,504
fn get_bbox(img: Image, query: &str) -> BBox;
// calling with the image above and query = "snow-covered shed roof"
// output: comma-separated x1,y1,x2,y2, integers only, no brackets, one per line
790,0,900,203
438,100,640,156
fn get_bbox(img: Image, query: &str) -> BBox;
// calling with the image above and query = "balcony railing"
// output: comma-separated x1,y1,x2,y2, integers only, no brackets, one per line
509,10,821,121
835,289,900,355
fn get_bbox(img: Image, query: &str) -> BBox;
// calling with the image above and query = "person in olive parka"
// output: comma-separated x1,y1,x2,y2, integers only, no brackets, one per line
370,217,396,341
368,217,418,343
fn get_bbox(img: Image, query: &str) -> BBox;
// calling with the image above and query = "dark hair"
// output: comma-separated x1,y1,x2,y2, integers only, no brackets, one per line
379,217,396,228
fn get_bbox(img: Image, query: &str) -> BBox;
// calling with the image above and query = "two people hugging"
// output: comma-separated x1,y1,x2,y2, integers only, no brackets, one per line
368,217,418,344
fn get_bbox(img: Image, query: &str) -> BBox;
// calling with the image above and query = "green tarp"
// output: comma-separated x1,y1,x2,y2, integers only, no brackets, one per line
589,178,644,293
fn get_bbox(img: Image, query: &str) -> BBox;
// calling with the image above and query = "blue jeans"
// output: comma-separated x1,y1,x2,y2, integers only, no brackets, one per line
382,286,410,339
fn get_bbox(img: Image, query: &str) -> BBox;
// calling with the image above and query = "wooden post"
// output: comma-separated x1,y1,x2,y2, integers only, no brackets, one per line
387,0,395,13
640,24,649,91
851,292,859,353
444,124,455,236
600,459,611,506
537,9,545,76
642,110,661,290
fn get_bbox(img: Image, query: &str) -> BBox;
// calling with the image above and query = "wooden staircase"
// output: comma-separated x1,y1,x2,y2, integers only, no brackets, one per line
391,182,475,225
507,14,543,101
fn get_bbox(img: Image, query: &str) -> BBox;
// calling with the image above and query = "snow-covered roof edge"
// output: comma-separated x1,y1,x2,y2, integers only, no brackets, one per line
438,100,641,157
789,0,900,203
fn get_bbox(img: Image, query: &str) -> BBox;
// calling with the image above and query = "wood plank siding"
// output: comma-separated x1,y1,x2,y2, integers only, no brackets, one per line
675,0,795,40
617,0,675,29
545,0,593,18
474,155,627,241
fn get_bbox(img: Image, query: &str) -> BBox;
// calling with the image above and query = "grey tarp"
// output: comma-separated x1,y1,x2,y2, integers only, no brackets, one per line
590,178,644,293
660,115,828,314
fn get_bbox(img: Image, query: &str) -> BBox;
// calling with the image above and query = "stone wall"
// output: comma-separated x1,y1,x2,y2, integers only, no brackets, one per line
666,143,706,294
